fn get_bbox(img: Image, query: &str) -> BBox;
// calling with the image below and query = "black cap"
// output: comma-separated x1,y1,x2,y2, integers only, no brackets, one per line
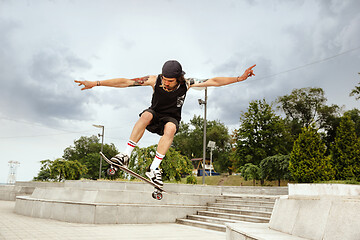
162,60,185,78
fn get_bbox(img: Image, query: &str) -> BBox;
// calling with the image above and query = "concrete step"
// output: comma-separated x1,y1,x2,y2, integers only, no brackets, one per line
216,199,275,207
176,195,277,232
221,195,277,203
176,218,226,232
206,206,272,218
187,214,239,225
198,210,270,223
208,202,273,213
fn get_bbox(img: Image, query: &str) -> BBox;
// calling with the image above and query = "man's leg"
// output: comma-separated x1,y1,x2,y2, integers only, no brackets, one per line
129,111,153,143
155,122,177,156
147,122,177,186
111,111,153,166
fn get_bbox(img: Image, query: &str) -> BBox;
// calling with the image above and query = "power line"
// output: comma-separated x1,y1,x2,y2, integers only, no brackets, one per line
0,117,154,143
254,46,360,81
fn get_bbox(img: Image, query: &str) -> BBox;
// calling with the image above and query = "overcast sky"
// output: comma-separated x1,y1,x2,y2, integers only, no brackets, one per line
1,0,359,183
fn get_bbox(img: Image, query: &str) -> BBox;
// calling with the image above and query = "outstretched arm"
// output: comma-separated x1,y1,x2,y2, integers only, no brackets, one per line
188,64,256,88
74,75,156,90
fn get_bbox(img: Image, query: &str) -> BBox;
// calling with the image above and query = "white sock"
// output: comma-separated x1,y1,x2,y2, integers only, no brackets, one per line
124,140,137,157
150,152,165,170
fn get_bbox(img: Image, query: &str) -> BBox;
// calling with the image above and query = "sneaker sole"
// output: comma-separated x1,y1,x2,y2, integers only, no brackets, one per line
145,172,164,186
110,157,129,167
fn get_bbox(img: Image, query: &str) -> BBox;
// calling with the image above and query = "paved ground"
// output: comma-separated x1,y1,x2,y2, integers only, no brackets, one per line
0,201,225,240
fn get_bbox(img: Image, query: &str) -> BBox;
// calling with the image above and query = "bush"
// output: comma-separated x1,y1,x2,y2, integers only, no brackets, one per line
186,175,197,184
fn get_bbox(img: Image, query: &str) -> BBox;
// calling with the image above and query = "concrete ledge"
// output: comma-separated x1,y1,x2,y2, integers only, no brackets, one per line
64,180,288,195
269,184,360,240
0,182,65,201
227,184,360,240
15,186,216,224
9,180,288,225
0,185,35,201
289,183,360,197
15,196,206,224
226,222,308,240
28,187,216,205
269,196,360,240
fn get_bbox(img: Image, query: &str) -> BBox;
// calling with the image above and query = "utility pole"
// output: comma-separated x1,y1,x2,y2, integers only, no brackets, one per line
198,87,207,184
93,124,104,179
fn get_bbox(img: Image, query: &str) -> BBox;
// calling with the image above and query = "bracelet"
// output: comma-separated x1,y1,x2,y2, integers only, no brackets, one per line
97,81,101,86
236,76,240,82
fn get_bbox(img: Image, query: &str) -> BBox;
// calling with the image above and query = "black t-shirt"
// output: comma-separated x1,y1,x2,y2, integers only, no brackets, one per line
149,75,188,122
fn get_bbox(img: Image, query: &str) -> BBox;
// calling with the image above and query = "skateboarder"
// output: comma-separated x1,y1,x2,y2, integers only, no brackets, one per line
75,60,255,186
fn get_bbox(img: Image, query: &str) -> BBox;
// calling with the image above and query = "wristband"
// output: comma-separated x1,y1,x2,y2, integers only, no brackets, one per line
97,81,101,86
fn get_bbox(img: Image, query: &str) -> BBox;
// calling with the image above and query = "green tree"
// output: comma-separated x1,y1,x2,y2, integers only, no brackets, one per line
277,87,327,127
331,116,360,181
34,158,87,181
33,159,52,181
234,99,292,169
129,145,192,182
260,155,291,186
128,145,155,178
350,74,360,100
344,109,360,138
63,135,118,179
277,87,340,145
161,148,193,181
240,163,261,186
289,125,335,183
173,115,232,174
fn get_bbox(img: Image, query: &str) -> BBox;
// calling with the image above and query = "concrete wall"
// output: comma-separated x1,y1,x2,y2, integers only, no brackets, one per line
0,184,40,201
2,180,287,202
289,183,360,197
269,184,360,240
29,187,216,206
65,180,288,195
15,181,65,188
14,187,213,224
15,196,206,224
12,180,287,224
0,181,64,201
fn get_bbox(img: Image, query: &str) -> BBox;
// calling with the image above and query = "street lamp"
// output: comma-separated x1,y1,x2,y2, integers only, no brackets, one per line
93,124,104,179
198,87,207,184
207,141,216,176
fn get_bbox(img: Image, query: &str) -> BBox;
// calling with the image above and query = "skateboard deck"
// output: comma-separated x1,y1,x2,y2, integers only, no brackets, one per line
100,152,165,200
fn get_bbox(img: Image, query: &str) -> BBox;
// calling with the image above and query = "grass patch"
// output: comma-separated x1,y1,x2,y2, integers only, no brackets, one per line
317,180,360,185
165,174,290,186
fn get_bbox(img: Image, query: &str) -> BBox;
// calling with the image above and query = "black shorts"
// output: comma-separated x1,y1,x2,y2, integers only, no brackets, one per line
140,109,179,136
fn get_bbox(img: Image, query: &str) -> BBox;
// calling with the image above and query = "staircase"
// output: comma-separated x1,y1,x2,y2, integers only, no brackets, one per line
176,194,278,232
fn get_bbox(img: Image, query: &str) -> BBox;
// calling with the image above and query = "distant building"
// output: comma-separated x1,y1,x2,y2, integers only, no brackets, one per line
191,158,220,176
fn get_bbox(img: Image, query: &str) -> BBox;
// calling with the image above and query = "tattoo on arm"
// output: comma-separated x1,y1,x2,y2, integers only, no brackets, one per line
187,78,209,86
129,76,149,87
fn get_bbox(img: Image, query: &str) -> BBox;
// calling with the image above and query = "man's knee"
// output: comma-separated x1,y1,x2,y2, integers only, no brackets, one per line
140,111,153,124
163,122,177,136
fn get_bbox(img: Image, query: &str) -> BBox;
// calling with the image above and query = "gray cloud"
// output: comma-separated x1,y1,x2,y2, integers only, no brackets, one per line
0,21,95,126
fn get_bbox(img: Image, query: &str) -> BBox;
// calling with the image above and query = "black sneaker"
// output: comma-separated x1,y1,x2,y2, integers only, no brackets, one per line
110,153,129,167
145,168,163,186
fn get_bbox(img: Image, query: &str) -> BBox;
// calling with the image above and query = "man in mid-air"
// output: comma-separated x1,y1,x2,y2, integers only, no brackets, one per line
75,60,255,186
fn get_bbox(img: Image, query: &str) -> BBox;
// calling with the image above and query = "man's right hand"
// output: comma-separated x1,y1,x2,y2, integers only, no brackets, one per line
74,80,96,90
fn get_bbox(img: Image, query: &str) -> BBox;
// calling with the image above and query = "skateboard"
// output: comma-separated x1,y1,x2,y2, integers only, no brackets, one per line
100,152,165,200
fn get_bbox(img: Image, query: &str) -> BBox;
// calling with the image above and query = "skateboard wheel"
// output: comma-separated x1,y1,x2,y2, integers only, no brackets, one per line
107,168,116,176
152,191,163,200
156,192,163,200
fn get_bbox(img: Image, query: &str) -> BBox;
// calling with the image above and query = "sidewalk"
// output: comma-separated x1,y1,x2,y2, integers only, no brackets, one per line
0,201,225,240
